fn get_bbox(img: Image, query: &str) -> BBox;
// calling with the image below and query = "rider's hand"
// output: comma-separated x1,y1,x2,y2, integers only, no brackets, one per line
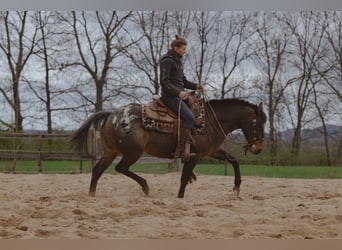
179,91,188,100
197,84,204,93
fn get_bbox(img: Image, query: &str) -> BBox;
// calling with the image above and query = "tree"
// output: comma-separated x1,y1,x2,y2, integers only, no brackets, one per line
22,11,62,133
188,11,222,85
250,12,293,161
0,11,39,132
169,11,193,38
123,11,169,96
319,11,342,103
284,12,327,161
215,11,255,99
312,82,332,165
59,11,133,112
310,11,342,165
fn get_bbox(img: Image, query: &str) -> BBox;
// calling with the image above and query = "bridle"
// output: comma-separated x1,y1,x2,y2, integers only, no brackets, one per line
243,119,260,155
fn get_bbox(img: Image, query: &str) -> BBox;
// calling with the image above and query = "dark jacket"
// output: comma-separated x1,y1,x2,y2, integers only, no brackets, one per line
159,49,197,97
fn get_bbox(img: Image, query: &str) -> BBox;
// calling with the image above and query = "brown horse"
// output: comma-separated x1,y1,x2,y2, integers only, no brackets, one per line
70,97,266,198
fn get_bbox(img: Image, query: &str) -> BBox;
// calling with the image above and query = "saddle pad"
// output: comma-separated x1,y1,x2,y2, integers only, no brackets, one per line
142,104,176,133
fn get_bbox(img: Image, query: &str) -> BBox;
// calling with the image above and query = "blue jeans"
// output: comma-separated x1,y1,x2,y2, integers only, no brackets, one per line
161,96,195,129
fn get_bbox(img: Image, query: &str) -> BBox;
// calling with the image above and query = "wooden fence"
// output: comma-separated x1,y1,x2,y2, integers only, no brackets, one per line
0,132,178,174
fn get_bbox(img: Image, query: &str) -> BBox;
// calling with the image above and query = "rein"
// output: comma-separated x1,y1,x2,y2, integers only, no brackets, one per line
202,92,255,157
202,92,237,160
203,93,228,140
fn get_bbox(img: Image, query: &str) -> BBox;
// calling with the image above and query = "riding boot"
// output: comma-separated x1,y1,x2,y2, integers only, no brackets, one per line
175,127,191,161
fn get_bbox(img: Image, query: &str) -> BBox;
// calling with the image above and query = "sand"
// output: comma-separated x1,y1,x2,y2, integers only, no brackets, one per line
0,172,341,239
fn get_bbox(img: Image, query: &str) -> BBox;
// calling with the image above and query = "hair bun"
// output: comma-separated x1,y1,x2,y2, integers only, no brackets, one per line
171,35,187,49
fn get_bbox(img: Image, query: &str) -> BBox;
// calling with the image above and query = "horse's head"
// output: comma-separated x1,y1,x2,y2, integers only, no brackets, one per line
241,102,266,155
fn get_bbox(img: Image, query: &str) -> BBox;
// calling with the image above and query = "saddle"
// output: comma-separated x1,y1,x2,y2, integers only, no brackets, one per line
141,92,206,134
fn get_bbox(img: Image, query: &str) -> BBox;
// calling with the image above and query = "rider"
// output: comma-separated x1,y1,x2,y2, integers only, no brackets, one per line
159,34,203,160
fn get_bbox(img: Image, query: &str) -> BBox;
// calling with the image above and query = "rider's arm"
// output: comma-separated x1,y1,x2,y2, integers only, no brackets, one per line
182,76,198,90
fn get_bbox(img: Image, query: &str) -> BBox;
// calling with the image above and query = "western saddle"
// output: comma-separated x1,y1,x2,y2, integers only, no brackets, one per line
141,91,205,135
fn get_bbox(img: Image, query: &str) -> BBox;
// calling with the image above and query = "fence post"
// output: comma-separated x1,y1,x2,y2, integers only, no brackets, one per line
12,135,17,173
224,161,228,176
175,158,181,172
37,134,43,173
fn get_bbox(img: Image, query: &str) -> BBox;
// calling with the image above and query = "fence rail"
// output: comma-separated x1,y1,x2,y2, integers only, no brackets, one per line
0,132,177,174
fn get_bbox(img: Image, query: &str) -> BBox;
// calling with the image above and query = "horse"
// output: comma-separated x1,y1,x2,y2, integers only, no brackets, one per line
70,95,266,198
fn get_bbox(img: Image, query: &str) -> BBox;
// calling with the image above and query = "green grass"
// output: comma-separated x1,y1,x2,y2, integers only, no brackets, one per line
0,160,88,174
194,164,342,179
0,159,341,178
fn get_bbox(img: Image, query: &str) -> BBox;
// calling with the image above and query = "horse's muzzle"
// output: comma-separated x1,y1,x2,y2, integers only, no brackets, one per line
251,142,263,154
244,142,263,155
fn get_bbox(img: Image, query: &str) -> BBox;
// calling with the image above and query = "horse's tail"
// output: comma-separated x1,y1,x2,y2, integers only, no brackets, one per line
70,111,111,155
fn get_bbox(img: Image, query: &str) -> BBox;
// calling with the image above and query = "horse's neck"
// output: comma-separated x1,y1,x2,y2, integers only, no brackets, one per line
206,102,245,134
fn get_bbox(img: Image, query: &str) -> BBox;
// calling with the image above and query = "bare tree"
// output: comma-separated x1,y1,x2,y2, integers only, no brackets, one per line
123,11,169,96
284,12,328,161
37,12,53,133
0,11,39,132
318,11,342,103
311,82,332,165
310,11,342,165
215,11,255,99
21,11,60,133
59,11,133,112
187,11,222,85
251,12,293,160
169,11,193,38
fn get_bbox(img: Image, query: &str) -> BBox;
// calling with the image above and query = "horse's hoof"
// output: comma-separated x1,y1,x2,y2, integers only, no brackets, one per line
142,185,149,196
88,192,95,197
233,186,240,198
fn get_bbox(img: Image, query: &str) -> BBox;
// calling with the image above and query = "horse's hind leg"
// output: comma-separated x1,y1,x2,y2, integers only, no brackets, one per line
115,153,149,195
89,153,117,196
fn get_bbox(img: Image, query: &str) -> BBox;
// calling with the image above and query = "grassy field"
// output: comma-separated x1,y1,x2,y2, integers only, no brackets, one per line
194,164,342,179
0,159,341,178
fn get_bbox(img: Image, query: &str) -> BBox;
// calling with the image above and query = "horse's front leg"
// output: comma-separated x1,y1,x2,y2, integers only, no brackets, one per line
177,156,199,198
226,153,242,199
209,150,242,199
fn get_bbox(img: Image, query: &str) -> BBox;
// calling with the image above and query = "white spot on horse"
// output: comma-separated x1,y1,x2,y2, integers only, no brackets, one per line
112,114,118,129
120,105,136,132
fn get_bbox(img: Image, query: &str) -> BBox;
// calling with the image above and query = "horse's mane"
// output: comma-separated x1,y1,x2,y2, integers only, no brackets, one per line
207,98,257,109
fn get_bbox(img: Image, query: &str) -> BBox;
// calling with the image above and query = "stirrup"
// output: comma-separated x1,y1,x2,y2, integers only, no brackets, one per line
173,142,196,161
182,153,197,162
172,152,197,160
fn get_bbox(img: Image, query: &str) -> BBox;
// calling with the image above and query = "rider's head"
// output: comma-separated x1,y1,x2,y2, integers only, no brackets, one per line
171,35,187,57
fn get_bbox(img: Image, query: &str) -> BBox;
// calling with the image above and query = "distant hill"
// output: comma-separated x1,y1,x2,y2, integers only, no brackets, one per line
227,124,341,148
279,124,342,147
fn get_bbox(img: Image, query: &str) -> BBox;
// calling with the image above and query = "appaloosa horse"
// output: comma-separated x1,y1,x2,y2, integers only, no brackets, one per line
70,96,266,198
